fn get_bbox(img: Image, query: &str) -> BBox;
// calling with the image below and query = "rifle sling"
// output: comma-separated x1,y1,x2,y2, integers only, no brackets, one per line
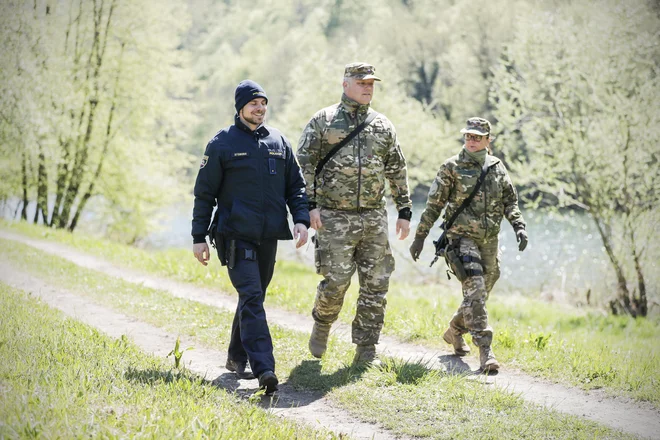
313,110,379,201
442,156,492,233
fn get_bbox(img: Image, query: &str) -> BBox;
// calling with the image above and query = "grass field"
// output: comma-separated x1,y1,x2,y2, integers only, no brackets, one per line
0,283,337,439
0,221,653,438
3,220,658,406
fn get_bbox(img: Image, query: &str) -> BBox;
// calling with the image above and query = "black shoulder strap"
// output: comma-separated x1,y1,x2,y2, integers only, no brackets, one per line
314,110,379,178
443,156,492,232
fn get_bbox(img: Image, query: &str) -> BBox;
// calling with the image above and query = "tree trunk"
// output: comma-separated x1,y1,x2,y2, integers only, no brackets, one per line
53,0,83,226
627,218,648,317
617,122,646,317
59,0,115,230
412,60,439,107
58,99,97,228
36,140,49,224
593,216,635,317
51,137,71,227
69,40,122,232
21,150,28,220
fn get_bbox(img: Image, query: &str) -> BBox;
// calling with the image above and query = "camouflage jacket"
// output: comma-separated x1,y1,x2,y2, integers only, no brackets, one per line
296,94,412,211
415,148,525,242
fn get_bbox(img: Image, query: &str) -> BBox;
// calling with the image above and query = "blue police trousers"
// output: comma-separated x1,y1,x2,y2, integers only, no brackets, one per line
226,239,277,377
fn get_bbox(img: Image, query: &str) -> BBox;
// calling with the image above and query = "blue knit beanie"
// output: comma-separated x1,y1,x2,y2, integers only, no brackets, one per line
234,80,268,113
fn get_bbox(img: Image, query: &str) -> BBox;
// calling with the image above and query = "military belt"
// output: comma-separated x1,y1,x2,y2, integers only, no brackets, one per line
322,206,376,214
321,206,380,214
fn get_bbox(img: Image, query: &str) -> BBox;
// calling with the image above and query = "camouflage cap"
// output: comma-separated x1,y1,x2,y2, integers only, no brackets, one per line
460,117,491,136
344,62,382,81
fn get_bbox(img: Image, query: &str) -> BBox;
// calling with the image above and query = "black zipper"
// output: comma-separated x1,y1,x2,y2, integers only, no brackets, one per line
256,131,264,244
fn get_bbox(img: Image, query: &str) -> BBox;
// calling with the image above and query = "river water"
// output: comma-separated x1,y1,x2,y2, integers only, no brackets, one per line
7,196,654,302
147,200,650,302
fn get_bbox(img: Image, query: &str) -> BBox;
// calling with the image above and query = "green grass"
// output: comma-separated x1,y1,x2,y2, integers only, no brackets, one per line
2,220,660,407
0,235,641,439
492,303,660,402
335,364,621,439
0,283,338,439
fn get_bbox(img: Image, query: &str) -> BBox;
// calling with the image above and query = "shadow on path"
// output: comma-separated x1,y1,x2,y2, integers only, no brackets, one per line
437,354,499,377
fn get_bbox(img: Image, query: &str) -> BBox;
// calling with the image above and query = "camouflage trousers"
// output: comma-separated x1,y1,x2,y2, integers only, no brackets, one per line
312,207,395,345
447,236,501,348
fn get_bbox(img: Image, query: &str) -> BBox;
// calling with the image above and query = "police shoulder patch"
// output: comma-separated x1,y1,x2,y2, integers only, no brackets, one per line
200,155,208,169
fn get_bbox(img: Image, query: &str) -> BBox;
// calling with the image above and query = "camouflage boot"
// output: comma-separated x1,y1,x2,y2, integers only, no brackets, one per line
479,346,500,372
442,328,471,357
353,344,381,367
308,322,331,358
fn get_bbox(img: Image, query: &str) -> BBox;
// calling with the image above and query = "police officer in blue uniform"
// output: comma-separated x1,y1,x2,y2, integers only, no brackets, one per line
192,80,309,394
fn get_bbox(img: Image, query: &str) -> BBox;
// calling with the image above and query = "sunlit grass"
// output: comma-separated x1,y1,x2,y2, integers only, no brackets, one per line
0,244,638,439
2,219,659,407
0,283,338,439
334,365,629,440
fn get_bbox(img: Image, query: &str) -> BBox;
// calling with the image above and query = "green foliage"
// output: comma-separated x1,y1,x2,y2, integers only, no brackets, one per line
167,336,194,369
179,1,658,312
489,0,660,315
3,0,657,265
530,332,552,351
0,0,198,240
0,239,640,439
335,368,632,439
0,278,626,439
3,221,660,407
184,0,525,189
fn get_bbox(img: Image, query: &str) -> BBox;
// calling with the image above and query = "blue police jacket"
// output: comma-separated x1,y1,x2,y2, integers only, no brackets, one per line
192,116,310,244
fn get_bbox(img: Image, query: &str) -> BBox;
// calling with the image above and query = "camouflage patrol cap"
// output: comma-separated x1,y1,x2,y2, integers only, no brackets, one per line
344,62,382,81
460,117,491,135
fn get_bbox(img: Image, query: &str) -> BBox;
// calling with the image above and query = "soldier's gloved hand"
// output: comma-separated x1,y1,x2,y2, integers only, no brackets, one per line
516,229,528,252
409,237,425,261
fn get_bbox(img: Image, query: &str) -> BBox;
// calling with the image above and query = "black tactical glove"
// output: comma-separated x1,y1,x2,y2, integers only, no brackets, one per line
409,237,425,261
516,229,528,252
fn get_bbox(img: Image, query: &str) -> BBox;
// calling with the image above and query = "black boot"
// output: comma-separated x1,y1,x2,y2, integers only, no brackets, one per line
258,370,279,395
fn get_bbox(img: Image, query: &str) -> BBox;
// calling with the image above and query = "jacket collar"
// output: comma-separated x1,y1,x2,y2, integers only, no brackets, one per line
458,147,500,167
340,93,371,118
234,114,269,137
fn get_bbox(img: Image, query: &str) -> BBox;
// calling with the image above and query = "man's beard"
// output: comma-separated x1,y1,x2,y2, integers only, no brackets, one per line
243,112,264,126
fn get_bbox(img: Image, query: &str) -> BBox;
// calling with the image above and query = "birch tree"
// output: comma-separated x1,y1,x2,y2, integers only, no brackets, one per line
0,0,196,241
490,0,660,316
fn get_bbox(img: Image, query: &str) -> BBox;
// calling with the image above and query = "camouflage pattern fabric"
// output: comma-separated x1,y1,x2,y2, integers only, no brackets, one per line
460,117,491,135
296,94,412,212
448,236,500,347
312,207,394,345
343,62,381,81
415,148,525,241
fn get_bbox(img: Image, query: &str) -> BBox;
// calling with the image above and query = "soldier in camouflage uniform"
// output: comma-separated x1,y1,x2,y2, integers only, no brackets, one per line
409,117,528,372
296,62,413,365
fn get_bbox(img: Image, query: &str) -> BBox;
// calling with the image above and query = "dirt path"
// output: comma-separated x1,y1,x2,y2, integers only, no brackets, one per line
1,230,659,439
0,258,403,440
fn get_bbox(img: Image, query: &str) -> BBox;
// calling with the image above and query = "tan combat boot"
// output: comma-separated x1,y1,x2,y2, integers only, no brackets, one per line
442,328,471,356
308,322,331,358
479,346,500,372
353,344,381,367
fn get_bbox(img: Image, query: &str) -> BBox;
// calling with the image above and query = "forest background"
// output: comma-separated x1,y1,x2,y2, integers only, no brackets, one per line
1,0,658,317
